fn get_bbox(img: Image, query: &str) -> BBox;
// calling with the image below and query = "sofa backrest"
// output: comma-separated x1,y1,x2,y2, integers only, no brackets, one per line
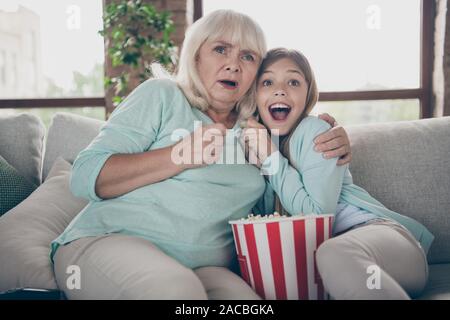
345,116,450,264
43,113,450,264
42,113,105,181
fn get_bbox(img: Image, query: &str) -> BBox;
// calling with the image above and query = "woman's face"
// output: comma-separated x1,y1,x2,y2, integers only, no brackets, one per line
197,38,260,113
256,58,309,136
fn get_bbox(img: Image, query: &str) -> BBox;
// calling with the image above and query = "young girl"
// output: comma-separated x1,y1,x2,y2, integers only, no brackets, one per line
242,48,434,299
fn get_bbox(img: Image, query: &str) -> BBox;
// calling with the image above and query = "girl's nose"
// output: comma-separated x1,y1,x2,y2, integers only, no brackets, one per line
274,90,286,97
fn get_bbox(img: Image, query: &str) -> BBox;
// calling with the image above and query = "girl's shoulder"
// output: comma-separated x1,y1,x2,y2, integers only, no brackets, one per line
288,116,336,170
291,115,332,143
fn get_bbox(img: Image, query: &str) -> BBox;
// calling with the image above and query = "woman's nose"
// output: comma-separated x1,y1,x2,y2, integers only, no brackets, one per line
225,54,241,73
225,65,240,73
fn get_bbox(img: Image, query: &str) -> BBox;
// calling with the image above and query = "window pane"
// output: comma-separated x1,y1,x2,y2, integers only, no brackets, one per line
311,99,420,126
203,0,420,91
1,107,105,129
0,0,104,98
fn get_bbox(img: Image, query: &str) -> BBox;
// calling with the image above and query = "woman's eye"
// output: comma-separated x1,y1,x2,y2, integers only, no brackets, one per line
262,79,272,86
242,54,255,62
214,46,226,54
289,79,300,86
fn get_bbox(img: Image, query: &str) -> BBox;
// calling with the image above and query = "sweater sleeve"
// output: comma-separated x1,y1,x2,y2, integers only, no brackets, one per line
262,117,347,216
252,180,275,215
69,79,169,201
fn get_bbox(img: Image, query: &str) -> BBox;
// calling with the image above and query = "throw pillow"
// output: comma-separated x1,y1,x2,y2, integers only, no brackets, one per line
0,113,45,186
0,155,37,216
43,112,104,181
0,157,88,292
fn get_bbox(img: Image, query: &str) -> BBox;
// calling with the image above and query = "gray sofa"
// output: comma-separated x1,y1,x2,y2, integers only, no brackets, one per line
0,112,449,299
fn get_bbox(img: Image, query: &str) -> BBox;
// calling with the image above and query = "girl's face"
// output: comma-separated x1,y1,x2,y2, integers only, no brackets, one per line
256,58,308,136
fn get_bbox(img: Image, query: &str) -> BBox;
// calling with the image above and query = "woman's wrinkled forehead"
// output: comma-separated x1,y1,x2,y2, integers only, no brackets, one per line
205,24,265,59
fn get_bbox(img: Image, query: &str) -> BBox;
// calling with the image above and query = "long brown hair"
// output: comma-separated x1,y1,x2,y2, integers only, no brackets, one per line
257,48,319,215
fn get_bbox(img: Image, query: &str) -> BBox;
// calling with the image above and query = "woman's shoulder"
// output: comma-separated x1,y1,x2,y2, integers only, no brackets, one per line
128,78,188,110
137,78,182,96
108,78,188,121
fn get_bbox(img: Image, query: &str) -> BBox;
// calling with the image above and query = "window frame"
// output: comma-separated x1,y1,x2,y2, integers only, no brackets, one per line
0,0,434,120
0,2,106,115
194,0,434,119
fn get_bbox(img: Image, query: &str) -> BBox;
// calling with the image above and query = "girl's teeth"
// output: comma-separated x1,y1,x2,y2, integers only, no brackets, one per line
270,104,290,110
269,104,291,121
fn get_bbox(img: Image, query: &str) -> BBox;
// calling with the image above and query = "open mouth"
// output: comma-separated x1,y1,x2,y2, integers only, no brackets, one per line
269,103,291,121
219,79,238,89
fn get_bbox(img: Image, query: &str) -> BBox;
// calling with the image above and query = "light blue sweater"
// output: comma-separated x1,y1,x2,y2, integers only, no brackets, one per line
50,79,266,269
255,116,434,254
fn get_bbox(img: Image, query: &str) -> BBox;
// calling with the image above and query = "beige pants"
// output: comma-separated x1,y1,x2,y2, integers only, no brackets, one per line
53,233,261,300
316,219,429,300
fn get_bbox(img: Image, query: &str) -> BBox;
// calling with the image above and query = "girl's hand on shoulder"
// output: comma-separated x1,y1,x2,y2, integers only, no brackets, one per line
315,113,352,166
240,117,278,167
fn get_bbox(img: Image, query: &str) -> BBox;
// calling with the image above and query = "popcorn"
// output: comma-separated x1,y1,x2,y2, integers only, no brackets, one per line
243,211,289,221
229,213,334,300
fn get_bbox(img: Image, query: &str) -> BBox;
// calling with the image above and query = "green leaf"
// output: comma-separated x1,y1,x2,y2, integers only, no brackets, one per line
123,52,138,65
139,5,155,18
112,30,123,40
100,0,177,90
112,95,124,107
104,77,113,88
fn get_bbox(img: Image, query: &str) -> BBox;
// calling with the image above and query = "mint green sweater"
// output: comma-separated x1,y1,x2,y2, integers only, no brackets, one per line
255,116,434,254
50,79,266,269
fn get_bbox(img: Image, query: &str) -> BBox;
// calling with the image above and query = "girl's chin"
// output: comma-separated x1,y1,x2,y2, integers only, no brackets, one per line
269,126,290,136
260,117,292,135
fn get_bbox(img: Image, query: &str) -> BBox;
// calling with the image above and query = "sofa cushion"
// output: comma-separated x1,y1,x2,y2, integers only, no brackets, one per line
418,263,450,300
0,155,37,216
345,116,450,264
42,112,105,181
0,113,45,186
0,157,88,292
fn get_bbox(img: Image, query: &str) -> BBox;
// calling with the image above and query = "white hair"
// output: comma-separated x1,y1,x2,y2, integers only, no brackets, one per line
174,9,267,120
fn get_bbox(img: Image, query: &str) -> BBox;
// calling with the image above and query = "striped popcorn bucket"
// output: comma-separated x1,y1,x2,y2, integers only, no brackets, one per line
229,214,334,300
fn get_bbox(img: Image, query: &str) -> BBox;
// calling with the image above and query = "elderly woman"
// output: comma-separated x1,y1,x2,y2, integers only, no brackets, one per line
51,10,351,299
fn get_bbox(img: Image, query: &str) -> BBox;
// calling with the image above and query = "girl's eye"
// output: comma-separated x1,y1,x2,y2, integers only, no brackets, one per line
289,79,300,86
214,46,226,54
242,54,255,62
262,79,272,86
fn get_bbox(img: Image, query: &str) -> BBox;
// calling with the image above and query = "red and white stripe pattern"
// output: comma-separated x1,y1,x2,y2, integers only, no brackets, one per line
230,214,333,300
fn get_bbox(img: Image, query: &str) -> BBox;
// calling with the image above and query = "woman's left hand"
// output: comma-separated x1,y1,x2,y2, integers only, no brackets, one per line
240,117,278,167
315,113,352,166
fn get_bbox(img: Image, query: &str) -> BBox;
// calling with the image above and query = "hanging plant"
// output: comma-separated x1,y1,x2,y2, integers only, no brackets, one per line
99,0,177,106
